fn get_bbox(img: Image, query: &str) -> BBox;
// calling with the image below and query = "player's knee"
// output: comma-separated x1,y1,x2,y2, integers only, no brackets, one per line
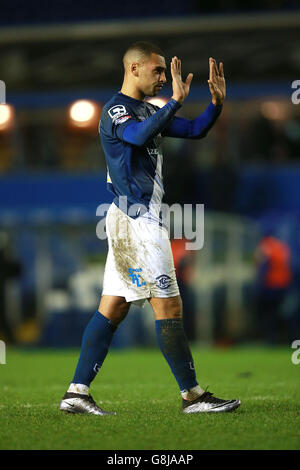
151,295,182,319
168,296,182,317
98,296,130,326
168,302,182,319
159,309,182,320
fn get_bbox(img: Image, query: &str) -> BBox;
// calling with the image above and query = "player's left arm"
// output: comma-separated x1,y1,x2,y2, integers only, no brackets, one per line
162,103,222,139
162,58,225,139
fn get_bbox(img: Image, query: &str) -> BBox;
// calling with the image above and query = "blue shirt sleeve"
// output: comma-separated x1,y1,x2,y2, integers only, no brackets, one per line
162,102,222,139
119,99,182,146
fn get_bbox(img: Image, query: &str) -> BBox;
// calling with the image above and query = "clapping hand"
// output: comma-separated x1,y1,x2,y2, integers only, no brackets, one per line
208,57,226,106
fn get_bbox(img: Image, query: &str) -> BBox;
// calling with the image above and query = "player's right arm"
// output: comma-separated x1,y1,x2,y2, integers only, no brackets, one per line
100,99,182,147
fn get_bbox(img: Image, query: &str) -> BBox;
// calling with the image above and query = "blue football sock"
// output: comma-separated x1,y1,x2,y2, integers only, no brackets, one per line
155,318,198,392
72,311,117,387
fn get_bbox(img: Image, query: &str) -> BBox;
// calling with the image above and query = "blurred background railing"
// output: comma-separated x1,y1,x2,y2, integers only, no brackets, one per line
0,1,300,347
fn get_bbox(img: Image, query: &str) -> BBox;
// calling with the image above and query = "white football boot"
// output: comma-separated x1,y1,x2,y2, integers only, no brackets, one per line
60,392,116,416
182,390,241,413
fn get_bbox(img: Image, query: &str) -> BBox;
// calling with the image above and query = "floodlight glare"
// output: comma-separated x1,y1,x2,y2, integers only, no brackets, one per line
0,104,12,127
0,104,12,129
146,97,168,108
69,100,96,124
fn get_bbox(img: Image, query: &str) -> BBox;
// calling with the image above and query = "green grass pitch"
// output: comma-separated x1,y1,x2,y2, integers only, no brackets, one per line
0,346,299,450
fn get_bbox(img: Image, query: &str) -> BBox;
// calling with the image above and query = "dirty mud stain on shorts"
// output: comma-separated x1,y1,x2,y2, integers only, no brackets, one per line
109,207,149,288
112,237,138,288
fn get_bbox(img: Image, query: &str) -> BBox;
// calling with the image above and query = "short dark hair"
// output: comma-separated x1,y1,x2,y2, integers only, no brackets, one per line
123,41,164,60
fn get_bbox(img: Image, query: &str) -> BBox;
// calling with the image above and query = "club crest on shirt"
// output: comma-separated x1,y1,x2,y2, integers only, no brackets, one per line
108,104,127,122
155,274,172,289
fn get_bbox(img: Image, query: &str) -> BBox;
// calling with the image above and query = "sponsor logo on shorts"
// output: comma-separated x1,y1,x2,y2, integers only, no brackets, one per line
155,274,172,290
128,268,146,287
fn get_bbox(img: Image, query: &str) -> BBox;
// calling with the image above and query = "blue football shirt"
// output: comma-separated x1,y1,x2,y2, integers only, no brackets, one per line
99,91,222,220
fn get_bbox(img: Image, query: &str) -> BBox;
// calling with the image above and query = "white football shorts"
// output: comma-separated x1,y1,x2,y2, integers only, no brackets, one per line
102,202,180,306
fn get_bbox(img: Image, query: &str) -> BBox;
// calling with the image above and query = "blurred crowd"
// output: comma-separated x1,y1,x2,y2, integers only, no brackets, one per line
1,227,299,347
253,234,299,345
240,105,300,163
0,100,300,175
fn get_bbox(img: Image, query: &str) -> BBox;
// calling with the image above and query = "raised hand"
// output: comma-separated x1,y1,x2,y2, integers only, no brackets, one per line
207,57,226,106
171,56,193,105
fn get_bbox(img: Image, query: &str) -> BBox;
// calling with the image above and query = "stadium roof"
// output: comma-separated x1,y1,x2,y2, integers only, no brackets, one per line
0,12,299,91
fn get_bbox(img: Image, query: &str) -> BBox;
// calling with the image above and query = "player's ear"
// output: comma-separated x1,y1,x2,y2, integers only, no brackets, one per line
131,62,139,77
